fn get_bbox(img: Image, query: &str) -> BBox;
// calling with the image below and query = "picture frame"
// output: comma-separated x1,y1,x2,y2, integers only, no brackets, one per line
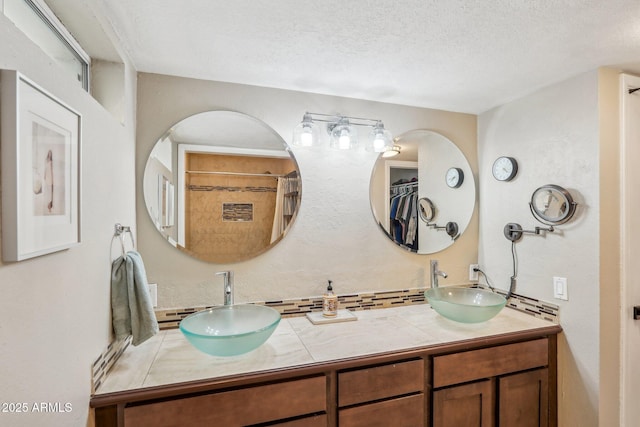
1,70,81,261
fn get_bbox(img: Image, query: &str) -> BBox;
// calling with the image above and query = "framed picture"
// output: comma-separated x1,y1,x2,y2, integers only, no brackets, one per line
1,70,81,261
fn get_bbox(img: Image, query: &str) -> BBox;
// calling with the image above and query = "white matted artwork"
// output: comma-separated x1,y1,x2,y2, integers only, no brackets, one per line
1,70,81,261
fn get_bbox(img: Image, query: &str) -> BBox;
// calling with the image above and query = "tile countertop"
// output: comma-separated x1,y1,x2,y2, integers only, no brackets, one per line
95,304,558,396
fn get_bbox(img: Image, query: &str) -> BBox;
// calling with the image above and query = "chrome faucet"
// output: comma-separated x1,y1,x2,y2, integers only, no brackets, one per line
430,260,448,288
216,271,234,305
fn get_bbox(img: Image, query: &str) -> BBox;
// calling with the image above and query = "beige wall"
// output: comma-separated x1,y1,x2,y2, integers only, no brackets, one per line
479,69,620,426
136,73,478,308
0,14,137,427
598,68,621,427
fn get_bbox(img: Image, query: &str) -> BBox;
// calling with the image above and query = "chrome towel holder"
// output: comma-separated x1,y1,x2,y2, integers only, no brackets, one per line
113,223,135,256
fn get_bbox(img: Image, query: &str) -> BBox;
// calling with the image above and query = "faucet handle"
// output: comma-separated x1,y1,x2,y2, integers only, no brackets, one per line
216,271,233,279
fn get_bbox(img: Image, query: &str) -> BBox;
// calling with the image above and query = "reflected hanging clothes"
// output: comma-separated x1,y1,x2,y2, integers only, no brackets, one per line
389,181,418,250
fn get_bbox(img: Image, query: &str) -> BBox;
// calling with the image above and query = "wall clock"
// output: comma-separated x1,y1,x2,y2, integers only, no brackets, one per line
445,167,464,188
492,156,518,181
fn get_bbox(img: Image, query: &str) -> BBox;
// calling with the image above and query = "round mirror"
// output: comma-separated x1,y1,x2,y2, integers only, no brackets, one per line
530,184,576,225
369,129,475,254
418,197,436,223
445,221,459,240
143,111,301,263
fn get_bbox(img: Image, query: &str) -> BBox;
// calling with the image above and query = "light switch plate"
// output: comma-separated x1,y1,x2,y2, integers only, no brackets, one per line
553,276,568,300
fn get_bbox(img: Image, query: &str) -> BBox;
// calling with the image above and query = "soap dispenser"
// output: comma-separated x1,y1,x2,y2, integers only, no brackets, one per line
322,280,338,317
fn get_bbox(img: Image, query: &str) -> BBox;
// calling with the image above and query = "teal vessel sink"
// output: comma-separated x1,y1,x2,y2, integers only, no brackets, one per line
180,304,281,356
425,287,506,323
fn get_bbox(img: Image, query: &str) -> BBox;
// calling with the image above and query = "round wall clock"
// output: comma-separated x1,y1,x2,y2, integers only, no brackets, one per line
445,167,464,188
492,156,518,181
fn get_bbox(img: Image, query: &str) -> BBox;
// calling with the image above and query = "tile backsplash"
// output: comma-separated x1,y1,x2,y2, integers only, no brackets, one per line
91,336,131,394
92,285,559,392
154,286,559,330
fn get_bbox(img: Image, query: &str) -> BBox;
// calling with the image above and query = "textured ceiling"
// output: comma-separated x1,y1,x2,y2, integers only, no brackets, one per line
75,0,640,114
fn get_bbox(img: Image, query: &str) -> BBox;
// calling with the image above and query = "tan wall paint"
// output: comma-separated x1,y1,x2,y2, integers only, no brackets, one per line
597,67,621,427
136,72,478,308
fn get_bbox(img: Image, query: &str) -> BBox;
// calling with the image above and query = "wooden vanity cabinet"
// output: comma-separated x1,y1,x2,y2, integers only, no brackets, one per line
337,359,426,427
92,331,558,427
106,376,328,427
433,379,495,426
432,338,554,427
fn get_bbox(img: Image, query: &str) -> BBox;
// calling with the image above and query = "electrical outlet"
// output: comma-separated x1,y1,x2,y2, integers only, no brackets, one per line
469,264,479,281
553,276,568,300
148,283,158,307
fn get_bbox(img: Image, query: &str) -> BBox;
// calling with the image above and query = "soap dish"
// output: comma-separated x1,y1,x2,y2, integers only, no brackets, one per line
306,309,357,325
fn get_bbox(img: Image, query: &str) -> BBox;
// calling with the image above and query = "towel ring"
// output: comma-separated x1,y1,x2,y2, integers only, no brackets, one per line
113,223,135,255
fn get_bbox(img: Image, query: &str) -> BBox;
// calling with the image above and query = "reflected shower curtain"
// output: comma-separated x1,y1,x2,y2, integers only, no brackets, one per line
270,176,299,243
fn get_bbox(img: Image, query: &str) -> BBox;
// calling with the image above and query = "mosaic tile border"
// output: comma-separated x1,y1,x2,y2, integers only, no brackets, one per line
506,292,560,323
472,285,560,324
91,336,131,393
93,286,559,392
153,286,559,330
155,288,427,330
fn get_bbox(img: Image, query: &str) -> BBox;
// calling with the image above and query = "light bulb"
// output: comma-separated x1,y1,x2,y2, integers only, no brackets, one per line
373,133,386,152
292,114,319,147
300,126,314,147
338,129,351,149
329,118,357,149
367,122,393,152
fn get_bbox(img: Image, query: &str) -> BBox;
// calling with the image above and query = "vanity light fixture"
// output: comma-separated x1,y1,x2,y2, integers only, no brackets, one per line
292,112,393,151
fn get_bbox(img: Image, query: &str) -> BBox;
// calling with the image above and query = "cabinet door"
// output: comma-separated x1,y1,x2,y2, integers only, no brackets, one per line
499,369,548,427
433,379,495,427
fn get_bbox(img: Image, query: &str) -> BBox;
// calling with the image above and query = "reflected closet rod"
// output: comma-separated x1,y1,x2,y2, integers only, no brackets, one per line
185,170,285,178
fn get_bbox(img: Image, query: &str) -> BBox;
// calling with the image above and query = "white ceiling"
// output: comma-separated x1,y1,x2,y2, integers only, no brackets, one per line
62,0,640,114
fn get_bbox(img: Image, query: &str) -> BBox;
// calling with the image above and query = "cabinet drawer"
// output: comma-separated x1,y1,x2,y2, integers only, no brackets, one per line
433,338,548,388
339,394,424,427
338,359,424,407
124,376,326,427
269,413,327,427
